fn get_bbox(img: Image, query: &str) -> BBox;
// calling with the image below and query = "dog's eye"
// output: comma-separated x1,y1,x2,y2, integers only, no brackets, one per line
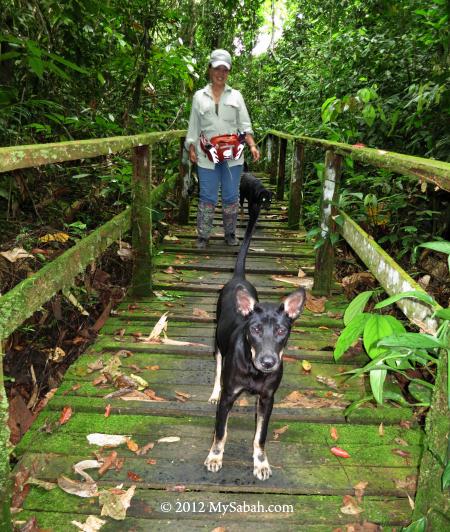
250,325,262,335
276,326,287,336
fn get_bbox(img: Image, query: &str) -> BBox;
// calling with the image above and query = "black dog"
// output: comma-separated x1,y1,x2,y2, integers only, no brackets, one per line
205,203,306,481
239,172,273,220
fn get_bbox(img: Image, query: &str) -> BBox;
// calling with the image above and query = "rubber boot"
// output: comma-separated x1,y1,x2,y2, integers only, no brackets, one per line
222,201,240,246
196,201,215,249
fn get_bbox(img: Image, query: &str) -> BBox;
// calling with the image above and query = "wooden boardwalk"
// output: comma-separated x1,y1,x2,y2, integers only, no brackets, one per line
13,182,423,530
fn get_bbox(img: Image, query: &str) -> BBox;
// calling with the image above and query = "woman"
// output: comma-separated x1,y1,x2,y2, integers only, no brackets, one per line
185,49,260,249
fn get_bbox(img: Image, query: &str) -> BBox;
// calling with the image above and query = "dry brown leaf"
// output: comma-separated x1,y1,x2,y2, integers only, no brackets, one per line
158,436,180,443
305,293,327,313
166,484,186,492
126,439,140,453
145,313,169,341
57,475,98,498
137,442,155,456
0,247,34,262
316,375,338,389
394,437,409,447
273,425,289,440
72,515,106,531
237,396,249,406
394,475,417,491
73,460,101,483
147,458,157,465
340,495,364,515
353,481,368,502
87,359,104,373
330,427,339,441
175,390,191,400
92,375,108,386
211,528,226,532
160,337,208,347
297,268,306,278
127,471,142,482
378,422,384,437
271,275,313,288
98,451,118,476
193,308,212,319
99,485,136,520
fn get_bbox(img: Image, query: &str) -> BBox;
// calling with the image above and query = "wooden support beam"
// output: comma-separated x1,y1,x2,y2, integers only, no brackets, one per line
313,151,343,296
131,145,153,297
288,141,305,230
269,135,279,186
276,138,287,201
0,348,12,531
177,138,190,225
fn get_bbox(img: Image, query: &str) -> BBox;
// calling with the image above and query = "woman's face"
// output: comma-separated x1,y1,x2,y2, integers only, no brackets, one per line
210,65,230,86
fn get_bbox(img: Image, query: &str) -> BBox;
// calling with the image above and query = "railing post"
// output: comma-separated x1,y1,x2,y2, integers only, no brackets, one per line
288,141,305,230
269,134,279,185
177,137,190,224
0,341,12,532
131,144,153,297
276,137,287,201
313,150,342,296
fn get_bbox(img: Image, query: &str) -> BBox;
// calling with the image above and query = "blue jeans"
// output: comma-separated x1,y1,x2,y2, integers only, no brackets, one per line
197,162,243,206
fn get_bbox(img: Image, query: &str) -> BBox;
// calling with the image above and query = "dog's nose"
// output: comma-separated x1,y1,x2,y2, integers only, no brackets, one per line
261,356,276,369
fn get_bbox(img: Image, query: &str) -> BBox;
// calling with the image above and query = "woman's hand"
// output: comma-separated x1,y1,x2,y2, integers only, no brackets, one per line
189,144,197,164
249,144,260,162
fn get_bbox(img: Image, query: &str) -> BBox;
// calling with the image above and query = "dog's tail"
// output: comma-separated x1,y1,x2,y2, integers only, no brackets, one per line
233,203,260,279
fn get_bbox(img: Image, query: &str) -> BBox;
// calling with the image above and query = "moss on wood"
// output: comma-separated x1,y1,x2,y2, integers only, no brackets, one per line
0,130,186,172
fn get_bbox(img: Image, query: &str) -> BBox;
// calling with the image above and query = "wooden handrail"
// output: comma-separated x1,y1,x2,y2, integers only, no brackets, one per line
267,129,450,192
0,130,186,173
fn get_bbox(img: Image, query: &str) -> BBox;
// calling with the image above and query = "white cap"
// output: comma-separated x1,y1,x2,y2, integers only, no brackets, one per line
210,49,232,70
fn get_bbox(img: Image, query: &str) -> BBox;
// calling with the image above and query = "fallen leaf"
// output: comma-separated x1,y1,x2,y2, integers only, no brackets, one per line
104,404,111,418
399,420,412,430
137,442,155,456
378,423,384,437
0,247,34,262
47,346,66,362
163,235,180,241
145,313,169,341
158,436,180,443
394,437,408,447
273,425,289,440
87,359,104,373
99,485,136,520
211,528,226,532
394,475,417,491
57,475,98,498
237,396,249,406
297,268,306,278
163,266,175,274
72,515,106,532
340,495,363,515
87,433,129,447
98,451,118,476
316,375,338,389
166,484,186,492
147,458,157,465
39,232,70,243
392,448,411,458
407,492,415,510
305,293,327,313
301,360,312,372
330,427,339,441
193,308,212,319
354,481,368,502
271,275,313,288
92,375,108,386
146,365,160,371
127,471,142,482
331,446,351,458
126,439,140,453
26,477,57,490
63,383,82,396
73,460,102,483
175,391,191,400
59,406,73,425
159,337,208,347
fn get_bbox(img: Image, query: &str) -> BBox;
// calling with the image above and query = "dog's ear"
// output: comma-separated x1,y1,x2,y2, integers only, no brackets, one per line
236,287,256,317
280,288,306,320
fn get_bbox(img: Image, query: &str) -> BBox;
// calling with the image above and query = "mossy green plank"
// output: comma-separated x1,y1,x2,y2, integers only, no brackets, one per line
36,393,414,424
18,488,412,527
17,450,417,496
15,425,421,468
16,412,423,453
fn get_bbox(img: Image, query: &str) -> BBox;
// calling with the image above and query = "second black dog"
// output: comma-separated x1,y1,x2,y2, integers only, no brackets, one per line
205,201,306,481
239,172,273,220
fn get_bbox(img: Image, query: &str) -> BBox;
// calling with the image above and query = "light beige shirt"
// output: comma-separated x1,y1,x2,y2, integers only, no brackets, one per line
185,83,254,169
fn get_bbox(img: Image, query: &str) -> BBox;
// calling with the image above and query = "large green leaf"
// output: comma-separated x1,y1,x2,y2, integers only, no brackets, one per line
369,367,386,404
402,516,427,532
374,290,435,309
344,291,374,325
409,381,433,405
333,313,369,361
378,332,443,350
442,462,450,490
363,315,406,359
418,241,450,255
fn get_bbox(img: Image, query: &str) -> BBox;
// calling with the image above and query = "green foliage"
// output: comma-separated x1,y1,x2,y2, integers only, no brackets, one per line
335,288,449,413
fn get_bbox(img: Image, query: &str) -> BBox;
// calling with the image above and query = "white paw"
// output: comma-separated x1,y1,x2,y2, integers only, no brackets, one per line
204,453,223,472
208,392,220,404
253,460,272,481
